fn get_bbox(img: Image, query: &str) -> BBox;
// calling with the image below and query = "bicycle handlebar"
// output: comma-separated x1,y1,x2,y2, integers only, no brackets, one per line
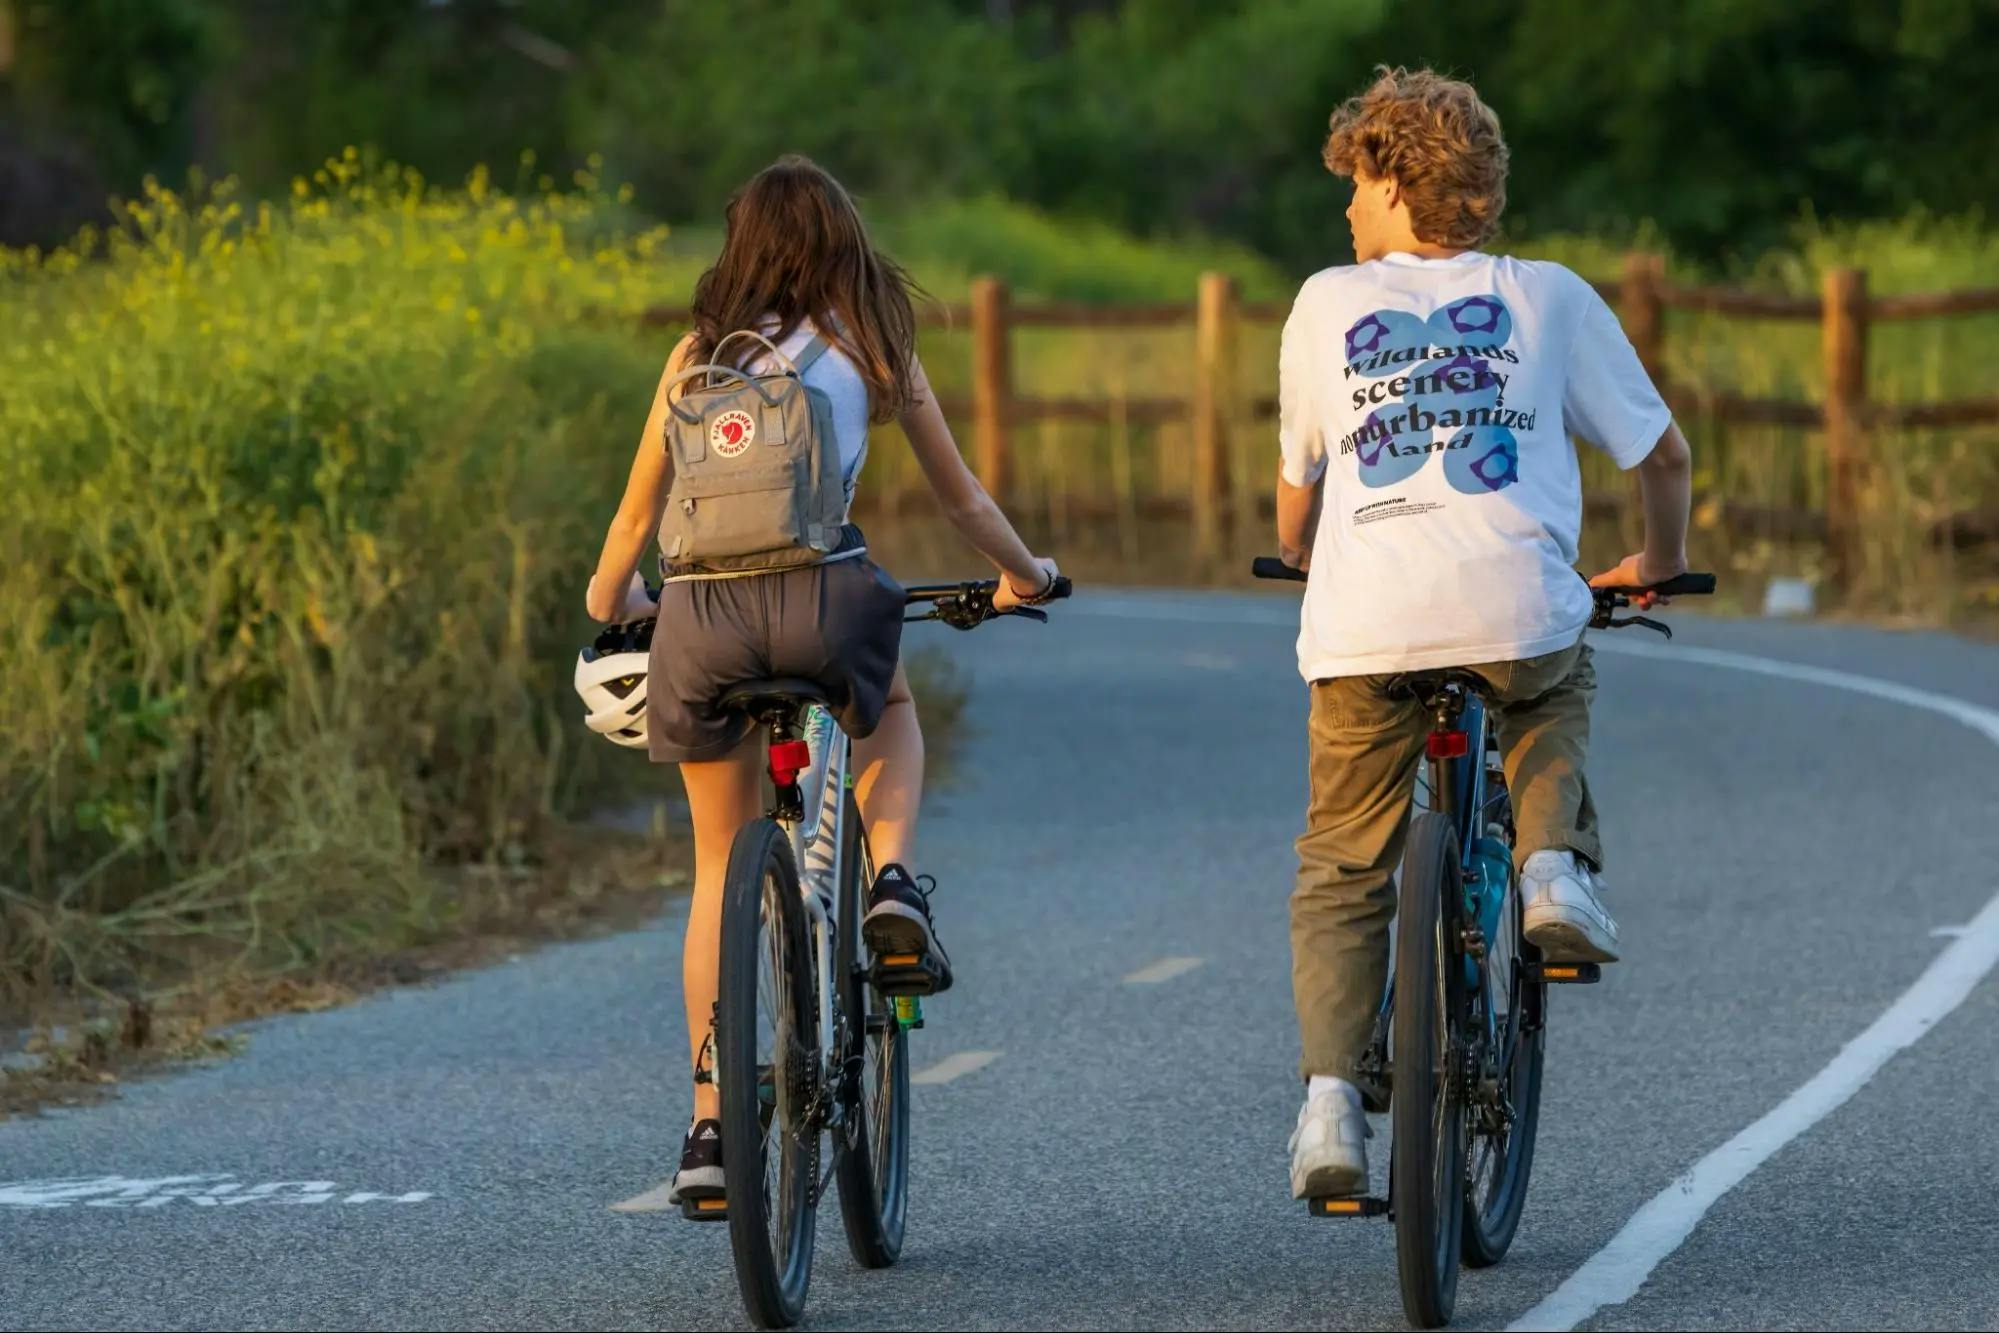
1251,557,1716,639
1592,571,1716,599
903,575,1074,630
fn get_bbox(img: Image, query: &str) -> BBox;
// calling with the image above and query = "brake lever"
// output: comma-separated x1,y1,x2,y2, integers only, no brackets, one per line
1605,614,1673,638
1005,606,1050,624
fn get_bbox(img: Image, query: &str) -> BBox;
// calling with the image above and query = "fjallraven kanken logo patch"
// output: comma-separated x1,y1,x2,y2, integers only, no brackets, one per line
710,409,756,457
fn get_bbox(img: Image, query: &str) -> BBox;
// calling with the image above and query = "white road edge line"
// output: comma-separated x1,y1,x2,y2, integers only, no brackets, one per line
911,1050,1002,1085
1512,637,1999,1331
1123,956,1205,985
1075,597,1999,1329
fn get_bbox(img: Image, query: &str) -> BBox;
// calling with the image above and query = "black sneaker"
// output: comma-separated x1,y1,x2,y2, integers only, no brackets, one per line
668,1118,724,1203
862,863,954,993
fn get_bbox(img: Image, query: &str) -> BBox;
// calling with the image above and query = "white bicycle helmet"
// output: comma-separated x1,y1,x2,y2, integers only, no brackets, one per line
574,617,655,749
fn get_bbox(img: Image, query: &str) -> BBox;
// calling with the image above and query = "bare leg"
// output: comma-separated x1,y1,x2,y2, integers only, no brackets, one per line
677,731,764,1123
851,661,922,871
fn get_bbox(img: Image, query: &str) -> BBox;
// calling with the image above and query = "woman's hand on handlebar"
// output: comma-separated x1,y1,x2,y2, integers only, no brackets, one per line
587,570,661,623
993,556,1061,613
1588,550,1688,609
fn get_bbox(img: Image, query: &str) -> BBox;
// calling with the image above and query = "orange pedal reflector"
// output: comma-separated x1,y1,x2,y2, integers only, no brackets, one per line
1322,1199,1362,1213
882,954,920,966
1545,966,1581,978
695,1198,726,1212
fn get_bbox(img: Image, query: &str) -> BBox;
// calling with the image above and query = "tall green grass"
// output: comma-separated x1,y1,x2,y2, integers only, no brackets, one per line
0,156,690,1007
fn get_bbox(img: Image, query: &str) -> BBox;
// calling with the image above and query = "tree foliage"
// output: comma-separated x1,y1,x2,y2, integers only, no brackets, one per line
5,0,1995,262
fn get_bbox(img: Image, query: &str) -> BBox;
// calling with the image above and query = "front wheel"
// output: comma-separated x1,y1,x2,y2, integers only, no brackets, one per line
716,818,819,1329
1392,812,1467,1329
833,790,910,1266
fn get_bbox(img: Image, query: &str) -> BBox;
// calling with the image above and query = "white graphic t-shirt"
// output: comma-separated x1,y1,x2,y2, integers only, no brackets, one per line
1277,251,1670,680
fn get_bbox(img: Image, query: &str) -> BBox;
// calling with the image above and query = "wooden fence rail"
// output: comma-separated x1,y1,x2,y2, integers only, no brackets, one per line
637,255,1999,585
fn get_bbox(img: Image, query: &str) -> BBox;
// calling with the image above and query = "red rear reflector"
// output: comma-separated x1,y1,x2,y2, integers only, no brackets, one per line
1426,730,1469,759
768,738,811,786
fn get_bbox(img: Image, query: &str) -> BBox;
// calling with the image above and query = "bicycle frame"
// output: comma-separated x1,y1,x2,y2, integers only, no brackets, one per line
768,702,851,1097
1361,684,1512,1092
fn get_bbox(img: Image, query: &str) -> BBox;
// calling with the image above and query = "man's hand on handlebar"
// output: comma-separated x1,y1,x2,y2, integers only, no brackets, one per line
992,556,1062,613
1588,551,1689,610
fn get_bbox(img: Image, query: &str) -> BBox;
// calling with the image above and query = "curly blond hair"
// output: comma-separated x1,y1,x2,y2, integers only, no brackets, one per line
1322,67,1508,248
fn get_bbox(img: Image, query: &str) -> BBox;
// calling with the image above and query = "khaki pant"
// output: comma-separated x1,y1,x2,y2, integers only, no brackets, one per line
1292,638,1600,1081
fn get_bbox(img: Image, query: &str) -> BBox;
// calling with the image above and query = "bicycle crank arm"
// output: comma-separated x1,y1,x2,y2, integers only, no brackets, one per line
1309,1196,1391,1218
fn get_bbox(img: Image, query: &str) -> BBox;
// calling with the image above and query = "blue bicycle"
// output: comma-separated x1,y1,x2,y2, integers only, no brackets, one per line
1253,557,1714,1328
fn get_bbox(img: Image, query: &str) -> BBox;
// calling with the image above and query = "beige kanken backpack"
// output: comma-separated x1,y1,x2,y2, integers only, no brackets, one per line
657,329,855,572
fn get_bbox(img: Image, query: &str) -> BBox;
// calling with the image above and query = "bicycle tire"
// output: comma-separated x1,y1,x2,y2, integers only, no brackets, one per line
716,818,818,1329
1392,812,1467,1329
1461,881,1546,1266
833,789,910,1267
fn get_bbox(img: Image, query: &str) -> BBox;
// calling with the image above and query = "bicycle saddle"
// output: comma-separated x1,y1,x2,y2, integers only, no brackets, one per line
719,677,832,717
1384,669,1489,705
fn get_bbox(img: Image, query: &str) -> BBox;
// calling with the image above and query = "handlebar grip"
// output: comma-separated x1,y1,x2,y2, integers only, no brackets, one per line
1600,572,1717,597
1046,575,1073,601
1251,557,1309,583
1654,572,1716,597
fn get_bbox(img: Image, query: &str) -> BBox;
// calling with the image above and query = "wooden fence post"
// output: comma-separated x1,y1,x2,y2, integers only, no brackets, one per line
1619,253,1667,553
1192,271,1238,558
970,276,1013,500
1821,266,1870,593
1619,252,1666,381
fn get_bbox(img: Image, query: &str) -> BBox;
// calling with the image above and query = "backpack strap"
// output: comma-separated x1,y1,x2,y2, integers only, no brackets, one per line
790,334,831,377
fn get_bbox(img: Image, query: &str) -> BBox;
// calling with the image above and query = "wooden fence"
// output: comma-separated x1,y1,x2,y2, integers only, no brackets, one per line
640,256,1999,587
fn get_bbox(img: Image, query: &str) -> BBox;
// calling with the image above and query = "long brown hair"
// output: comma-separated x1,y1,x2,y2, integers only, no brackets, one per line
689,156,922,424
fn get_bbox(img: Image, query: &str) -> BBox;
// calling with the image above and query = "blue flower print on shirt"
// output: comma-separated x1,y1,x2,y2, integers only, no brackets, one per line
1343,309,1430,377
1443,425,1520,494
1426,294,1512,344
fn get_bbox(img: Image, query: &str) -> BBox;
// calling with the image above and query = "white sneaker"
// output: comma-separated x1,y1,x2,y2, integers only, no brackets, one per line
1288,1080,1370,1199
1520,849,1621,963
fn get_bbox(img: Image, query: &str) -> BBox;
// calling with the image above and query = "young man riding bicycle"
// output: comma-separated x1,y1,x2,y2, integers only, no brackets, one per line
1276,67,1696,1200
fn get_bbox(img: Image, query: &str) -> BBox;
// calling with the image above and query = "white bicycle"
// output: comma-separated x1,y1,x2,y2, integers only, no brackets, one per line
697,575,1071,1330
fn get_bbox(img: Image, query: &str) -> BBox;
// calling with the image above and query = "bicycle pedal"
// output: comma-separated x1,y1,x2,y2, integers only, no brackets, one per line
1309,1195,1390,1218
1525,961,1601,985
679,1195,728,1222
869,951,945,996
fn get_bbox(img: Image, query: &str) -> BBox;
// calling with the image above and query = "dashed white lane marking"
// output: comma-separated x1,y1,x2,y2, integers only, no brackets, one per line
1075,595,1999,1328
611,1183,678,1214
911,1050,1002,1085
1123,956,1205,985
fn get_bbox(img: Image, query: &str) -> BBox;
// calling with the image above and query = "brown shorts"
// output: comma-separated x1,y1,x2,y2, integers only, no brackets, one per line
646,556,906,764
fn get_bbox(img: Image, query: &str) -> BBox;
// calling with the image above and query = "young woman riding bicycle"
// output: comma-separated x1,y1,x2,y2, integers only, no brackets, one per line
581,155,1059,1204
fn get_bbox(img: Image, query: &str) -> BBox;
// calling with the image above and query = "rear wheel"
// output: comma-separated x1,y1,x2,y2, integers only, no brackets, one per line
716,818,818,1329
833,790,910,1266
1392,812,1467,1329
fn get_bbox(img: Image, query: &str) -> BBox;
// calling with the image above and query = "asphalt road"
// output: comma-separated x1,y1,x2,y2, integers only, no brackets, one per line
6,590,1999,1332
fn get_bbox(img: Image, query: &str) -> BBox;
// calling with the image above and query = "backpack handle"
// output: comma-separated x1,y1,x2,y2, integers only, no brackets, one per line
706,330,800,384
664,362,789,424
